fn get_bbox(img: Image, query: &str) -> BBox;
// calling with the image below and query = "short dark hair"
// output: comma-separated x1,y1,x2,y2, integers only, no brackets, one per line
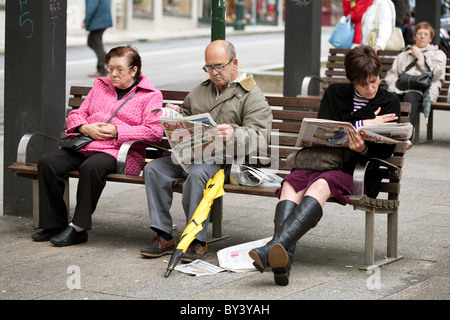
344,45,381,84
105,45,142,79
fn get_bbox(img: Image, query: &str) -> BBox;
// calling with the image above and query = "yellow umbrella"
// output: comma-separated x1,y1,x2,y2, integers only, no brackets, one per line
165,169,226,277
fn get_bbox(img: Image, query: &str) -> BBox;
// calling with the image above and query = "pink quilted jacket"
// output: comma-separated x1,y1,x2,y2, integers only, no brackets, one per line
65,75,164,175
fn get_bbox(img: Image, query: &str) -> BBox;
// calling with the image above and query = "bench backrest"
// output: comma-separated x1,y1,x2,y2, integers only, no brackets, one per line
68,86,410,200
322,48,450,104
322,48,401,90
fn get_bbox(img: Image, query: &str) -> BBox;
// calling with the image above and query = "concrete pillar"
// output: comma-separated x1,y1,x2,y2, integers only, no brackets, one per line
3,1,67,217
283,0,321,96
414,0,441,45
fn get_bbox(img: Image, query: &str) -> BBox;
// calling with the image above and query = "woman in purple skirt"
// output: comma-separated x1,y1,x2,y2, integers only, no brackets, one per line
249,45,401,286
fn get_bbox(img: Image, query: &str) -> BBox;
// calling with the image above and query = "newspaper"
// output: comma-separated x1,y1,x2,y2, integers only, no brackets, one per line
230,165,283,187
174,259,226,277
296,118,413,147
217,237,272,272
159,111,223,173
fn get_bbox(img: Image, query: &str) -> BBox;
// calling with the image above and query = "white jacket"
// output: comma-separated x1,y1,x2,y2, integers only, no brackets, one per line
361,0,396,50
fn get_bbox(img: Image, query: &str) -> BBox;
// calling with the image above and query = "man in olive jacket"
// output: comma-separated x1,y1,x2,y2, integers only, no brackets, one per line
141,40,272,261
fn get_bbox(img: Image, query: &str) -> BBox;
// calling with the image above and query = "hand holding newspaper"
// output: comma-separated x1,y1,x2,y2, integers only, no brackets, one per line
296,118,413,147
156,108,222,173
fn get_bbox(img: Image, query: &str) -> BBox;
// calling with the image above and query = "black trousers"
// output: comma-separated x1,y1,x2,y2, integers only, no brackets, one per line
37,149,116,230
399,92,422,126
87,28,107,74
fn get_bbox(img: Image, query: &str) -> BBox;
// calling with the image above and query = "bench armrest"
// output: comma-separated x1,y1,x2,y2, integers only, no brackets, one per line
351,157,400,198
116,140,168,174
300,75,324,96
16,132,59,164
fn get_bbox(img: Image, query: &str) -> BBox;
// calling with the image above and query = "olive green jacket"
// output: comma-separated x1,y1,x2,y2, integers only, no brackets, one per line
181,74,272,158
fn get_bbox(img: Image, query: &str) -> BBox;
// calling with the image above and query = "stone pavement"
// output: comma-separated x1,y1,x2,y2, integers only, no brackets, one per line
1,115,449,303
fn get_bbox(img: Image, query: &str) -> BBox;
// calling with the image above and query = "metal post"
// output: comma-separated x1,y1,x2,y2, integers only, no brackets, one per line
283,0,322,96
3,1,67,217
415,0,441,45
211,0,226,41
234,0,245,31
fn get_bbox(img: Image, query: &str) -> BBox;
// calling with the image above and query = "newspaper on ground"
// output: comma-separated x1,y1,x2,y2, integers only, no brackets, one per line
174,259,226,277
158,111,223,173
230,165,283,187
217,237,272,272
296,118,413,147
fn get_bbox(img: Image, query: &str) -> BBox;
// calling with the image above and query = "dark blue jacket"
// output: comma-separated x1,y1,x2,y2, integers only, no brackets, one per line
84,0,113,31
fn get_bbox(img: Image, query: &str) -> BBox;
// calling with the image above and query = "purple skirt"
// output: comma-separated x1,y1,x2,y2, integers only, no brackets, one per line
276,169,354,205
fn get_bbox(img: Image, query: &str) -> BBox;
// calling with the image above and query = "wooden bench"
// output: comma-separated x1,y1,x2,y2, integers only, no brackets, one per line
8,86,411,270
301,47,450,143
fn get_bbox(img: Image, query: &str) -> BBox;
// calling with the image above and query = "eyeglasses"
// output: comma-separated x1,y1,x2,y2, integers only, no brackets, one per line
106,66,134,74
416,31,431,37
202,58,233,73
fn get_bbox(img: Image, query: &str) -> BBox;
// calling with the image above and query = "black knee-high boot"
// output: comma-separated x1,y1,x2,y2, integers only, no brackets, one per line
268,196,323,286
249,200,297,272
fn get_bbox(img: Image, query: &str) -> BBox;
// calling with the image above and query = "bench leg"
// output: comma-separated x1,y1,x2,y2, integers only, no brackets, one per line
364,208,375,269
32,178,70,228
360,208,404,271
387,208,398,258
32,179,39,228
207,196,229,243
426,108,433,141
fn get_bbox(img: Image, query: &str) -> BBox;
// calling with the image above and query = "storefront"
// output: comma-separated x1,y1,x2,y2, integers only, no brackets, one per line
132,0,282,26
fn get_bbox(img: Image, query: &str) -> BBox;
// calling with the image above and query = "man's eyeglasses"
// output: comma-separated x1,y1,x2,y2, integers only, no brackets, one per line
106,66,134,74
202,58,233,73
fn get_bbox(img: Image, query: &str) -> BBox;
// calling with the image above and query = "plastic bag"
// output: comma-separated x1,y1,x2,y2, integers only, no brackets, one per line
329,15,355,49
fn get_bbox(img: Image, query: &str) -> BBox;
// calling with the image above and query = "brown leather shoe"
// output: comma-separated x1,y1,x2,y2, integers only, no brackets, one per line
140,236,176,258
181,241,207,262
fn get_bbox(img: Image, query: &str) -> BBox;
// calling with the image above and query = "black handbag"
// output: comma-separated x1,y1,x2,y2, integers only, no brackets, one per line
57,134,94,151
396,59,433,91
58,89,138,151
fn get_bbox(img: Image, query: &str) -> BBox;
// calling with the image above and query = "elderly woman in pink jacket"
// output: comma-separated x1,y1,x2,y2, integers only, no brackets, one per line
31,45,164,247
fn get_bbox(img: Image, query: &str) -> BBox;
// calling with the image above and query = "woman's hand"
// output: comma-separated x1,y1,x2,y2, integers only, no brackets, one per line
80,123,117,140
363,107,398,126
347,129,367,153
411,45,424,60
165,103,181,113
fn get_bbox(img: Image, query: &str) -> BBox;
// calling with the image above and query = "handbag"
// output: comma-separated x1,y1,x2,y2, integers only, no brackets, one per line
366,1,405,51
286,147,354,172
57,134,94,151
58,89,138,151
395,59,433,91
329,15,355,49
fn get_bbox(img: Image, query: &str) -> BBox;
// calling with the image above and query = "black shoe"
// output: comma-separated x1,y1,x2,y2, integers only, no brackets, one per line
268,243,292,286
50,226,88,247
249,244,272,273
31,228,65,242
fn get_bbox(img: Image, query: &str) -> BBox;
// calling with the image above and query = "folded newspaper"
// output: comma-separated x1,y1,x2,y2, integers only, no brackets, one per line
230,165,283,187
174,259,226,277
217,237,272,272
158,110,222,173
296,118,413,147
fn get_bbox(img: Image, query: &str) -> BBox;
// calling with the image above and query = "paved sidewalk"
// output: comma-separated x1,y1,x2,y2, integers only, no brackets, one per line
1,116,449,302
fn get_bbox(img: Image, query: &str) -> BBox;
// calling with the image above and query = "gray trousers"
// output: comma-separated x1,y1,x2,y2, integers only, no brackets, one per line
143,156,223,242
